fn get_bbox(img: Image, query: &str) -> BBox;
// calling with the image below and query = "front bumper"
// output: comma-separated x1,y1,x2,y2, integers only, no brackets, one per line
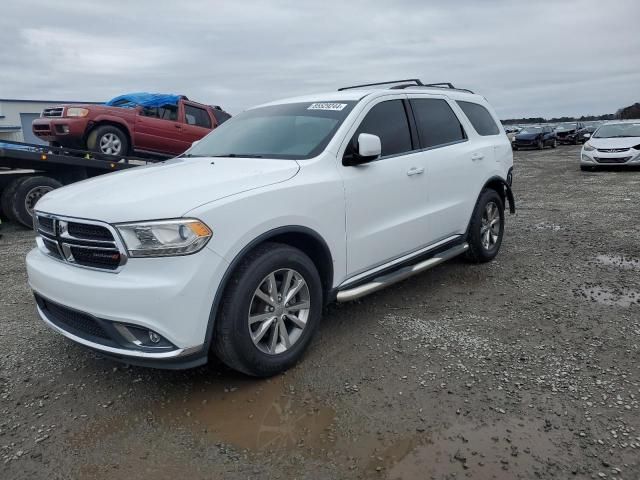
580,149,640,166
32,117,88,147
27,245,229,368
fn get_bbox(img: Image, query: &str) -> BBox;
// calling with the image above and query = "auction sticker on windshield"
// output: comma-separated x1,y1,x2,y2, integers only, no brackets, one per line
307,103,348,111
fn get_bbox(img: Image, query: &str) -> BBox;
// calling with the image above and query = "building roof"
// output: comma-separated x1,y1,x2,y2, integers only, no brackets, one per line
0,98,101,104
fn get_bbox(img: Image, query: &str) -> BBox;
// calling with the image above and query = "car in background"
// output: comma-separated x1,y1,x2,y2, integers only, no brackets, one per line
580,124,598,142
32,93,231,158
580,121,640,170
512,125,557,150
503,125,521,142
555,122,588,145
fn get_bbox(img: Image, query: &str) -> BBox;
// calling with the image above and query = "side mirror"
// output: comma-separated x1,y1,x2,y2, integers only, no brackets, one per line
583,133,591,139
343,133,381,166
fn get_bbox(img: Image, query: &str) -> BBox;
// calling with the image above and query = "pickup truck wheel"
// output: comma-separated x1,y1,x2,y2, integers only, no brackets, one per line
465,189,505,263
1,176,26,221
10,176,62,228
213,242,322,377
87,125,129,157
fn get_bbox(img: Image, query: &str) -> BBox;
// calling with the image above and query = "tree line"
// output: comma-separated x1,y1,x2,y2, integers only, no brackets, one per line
502,102,640,125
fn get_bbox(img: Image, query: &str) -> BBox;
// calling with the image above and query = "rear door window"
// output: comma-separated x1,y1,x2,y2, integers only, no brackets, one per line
456,101,500,136
410,98,466,148
185,105,212,128
352,99,412,157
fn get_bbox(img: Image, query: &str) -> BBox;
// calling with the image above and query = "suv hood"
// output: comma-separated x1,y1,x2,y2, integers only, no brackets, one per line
36,157,300,223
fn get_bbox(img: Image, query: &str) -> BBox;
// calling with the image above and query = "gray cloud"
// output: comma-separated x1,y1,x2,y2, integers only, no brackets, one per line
1,0,638,118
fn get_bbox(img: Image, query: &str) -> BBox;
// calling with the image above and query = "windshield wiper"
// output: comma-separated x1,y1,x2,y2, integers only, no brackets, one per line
209,153,264,158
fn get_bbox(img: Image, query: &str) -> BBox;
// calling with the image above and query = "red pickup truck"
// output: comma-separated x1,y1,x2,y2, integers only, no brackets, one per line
32,94,230,157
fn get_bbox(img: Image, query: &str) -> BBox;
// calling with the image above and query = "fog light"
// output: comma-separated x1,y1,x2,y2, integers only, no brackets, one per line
149,331,161,344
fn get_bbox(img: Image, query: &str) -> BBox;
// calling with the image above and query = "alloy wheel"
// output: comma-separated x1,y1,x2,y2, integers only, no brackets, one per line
480,201,501,250
99,133,122,155
248,269,310,355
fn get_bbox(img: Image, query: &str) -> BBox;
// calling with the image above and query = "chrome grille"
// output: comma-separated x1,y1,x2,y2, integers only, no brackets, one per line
597,148,629,153
42,107,64,118
35,213,127,272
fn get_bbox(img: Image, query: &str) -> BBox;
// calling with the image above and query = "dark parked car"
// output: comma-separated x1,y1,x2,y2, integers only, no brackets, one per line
555,122,588,145
513,126,557,150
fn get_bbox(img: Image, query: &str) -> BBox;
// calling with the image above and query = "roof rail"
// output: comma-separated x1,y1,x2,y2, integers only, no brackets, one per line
338,79,424,91
338,79,473,94
392,82,474,94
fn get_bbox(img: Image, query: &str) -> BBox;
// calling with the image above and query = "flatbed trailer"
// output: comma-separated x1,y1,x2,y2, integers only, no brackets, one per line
0,140,151,228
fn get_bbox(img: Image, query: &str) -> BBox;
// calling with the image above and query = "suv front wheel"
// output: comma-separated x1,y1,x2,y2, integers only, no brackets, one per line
87,125,129,157
465,189,505,263
213,243,323,377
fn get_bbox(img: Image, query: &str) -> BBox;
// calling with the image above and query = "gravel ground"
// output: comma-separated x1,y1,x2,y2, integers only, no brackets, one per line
1,145,639,480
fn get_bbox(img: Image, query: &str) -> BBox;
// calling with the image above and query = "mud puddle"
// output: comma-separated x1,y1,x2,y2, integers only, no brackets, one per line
577,285,640,307
159,376,336,451
381,419,558,479
595,254,640,270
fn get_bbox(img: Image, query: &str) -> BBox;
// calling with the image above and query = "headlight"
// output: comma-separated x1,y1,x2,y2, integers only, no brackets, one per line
583,143,596,151
115,219,212,257
65,107,89,117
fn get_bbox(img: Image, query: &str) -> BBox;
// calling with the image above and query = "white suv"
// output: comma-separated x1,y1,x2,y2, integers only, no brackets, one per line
26,79,515,376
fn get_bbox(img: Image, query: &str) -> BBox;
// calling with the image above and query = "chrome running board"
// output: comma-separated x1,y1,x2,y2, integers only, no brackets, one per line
336,242,469,302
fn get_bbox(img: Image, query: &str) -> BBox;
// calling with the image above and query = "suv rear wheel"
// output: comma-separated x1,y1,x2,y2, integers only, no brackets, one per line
465,189,505,263
87,125,129,157
213,243,322,377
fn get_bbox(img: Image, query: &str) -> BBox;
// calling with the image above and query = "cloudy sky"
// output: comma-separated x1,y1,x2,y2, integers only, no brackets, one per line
1,0,638,118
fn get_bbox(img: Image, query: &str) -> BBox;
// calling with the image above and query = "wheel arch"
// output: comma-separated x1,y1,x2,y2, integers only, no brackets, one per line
203,225,334,351
85,120,132,153
482,175,515,215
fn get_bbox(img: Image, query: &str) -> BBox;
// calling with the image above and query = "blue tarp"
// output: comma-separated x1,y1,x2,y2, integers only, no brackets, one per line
105,92,181,109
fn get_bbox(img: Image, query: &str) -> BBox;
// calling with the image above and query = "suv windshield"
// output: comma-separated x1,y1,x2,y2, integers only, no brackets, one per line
185,101,357,160
593,123,640,138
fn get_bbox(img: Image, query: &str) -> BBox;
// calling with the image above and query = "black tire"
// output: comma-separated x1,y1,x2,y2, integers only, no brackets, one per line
1,176,27,221
10,176,63,228
465,189,505,263
537,139,544,150
212,242,323,377
87,125,129,157
551,139,557,148
512,145,518,151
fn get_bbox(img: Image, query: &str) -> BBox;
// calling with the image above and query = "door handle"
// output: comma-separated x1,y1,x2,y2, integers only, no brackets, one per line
471,153,485,161
174,124,182,129
406,167,425,176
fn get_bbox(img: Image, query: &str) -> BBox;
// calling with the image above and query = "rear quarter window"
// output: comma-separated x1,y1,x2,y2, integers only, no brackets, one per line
410,98,466,148
456,101,500,136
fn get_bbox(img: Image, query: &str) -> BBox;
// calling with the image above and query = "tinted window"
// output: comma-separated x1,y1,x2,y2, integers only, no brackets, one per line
185,105,212,128
410,99,466,148
141,105,178,121
212,109,231,125
353,100,412,157
456,101,500,136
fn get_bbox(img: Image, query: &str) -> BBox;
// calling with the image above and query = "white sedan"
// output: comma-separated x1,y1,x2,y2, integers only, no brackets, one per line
581,122,640,170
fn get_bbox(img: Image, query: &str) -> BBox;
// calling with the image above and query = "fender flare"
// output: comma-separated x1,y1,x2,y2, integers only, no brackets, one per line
201,225,333,352
484,173,515,214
